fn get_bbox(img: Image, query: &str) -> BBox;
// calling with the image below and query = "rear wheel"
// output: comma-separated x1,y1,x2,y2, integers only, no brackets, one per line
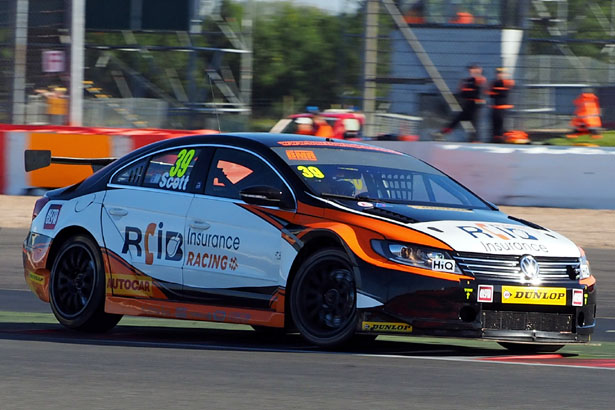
290,248,358,348
49,235,121,332
498,342,564,353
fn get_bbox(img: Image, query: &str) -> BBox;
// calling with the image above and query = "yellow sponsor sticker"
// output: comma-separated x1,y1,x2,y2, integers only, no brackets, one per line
28,271,45,284
362,322,413,333
107,274,153,297
501,286,567,306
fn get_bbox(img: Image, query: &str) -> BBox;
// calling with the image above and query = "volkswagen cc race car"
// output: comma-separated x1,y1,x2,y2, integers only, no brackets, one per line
23,133,596,349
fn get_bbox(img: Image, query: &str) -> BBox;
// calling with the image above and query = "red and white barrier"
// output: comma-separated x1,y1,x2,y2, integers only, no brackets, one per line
0,124,216,194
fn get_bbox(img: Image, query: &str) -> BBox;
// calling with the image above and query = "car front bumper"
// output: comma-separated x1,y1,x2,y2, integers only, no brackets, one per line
356,262,596,344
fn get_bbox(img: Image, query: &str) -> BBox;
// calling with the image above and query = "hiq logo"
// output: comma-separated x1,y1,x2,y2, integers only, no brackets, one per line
122,222,183,264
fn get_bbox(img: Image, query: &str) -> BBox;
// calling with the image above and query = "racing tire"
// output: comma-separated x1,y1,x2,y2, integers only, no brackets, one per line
290,248,358,348
49,235,122,332
498,342,564,353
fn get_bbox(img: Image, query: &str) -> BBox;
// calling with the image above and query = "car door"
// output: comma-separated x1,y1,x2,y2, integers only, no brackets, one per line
183,147,293,307
102,146,202,296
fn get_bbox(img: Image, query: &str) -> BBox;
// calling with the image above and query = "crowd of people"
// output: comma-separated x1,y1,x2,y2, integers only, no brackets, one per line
434,64,515,143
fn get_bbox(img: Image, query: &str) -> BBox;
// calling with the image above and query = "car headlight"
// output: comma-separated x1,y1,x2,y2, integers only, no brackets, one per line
372,240,462,274
578,247,591,279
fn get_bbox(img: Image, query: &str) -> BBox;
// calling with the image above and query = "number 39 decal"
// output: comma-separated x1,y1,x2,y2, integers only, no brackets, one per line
169,149,196,178
297,166,325,179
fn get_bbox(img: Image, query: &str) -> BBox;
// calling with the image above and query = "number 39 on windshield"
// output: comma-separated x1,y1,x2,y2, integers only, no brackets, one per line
297,166,325,179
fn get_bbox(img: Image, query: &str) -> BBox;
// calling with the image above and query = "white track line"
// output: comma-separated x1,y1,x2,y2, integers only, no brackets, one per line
356,353,615,370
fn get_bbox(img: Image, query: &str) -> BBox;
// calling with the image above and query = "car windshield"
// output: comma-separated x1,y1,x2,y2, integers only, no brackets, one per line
272,143,489,209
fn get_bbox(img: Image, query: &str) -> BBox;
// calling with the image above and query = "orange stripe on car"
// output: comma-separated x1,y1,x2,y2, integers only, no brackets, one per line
105,296,285,327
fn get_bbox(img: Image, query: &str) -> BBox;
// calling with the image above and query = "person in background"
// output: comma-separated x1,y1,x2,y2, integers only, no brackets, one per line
313,114,334,138
434,64,486,142
449,11,474,24
36,86,68,125
295,117,314,135
488,67,515,143
404,1,425,24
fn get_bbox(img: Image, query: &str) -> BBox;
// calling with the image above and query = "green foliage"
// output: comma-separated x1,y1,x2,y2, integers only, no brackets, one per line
545,131,615,146
83,0,364,120
251,1,363,115
527,0,614,60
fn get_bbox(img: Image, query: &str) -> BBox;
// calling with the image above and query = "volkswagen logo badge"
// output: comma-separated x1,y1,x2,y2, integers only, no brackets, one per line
520,255,540,282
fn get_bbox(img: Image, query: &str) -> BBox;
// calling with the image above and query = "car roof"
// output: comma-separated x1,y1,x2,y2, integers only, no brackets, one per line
47,132,388,201
288,113,361,120
149,132,375,150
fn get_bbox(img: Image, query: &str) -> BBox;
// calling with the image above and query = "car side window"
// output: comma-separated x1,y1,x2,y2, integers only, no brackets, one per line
111,158,148,186
142,148,201,192
204,148,287,200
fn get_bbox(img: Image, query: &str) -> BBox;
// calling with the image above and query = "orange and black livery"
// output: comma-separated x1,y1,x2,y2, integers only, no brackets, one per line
23,133,596,350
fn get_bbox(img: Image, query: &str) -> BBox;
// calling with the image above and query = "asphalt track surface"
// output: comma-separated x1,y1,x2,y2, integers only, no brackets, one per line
1,226,614,409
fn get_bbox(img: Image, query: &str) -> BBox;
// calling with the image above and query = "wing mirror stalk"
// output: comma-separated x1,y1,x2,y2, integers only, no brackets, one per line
240,186,293,209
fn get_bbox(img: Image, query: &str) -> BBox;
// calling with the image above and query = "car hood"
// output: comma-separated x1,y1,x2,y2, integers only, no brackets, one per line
335,200,580,257
410,219,580,257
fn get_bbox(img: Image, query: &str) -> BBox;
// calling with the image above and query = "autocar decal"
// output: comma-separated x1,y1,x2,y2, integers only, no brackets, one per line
102,248,170,300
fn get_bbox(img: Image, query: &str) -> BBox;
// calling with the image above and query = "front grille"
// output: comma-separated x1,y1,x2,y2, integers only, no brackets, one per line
482,310,573,332
454,252,579,282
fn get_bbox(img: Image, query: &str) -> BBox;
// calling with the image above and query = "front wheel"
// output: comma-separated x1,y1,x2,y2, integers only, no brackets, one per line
290,248,358,348
49,234,122,332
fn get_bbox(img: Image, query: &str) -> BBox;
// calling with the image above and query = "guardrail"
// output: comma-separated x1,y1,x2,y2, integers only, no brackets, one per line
371,141,615,210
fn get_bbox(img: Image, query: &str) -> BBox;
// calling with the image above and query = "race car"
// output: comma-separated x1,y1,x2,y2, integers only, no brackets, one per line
23,133,596,349
270,110,364,139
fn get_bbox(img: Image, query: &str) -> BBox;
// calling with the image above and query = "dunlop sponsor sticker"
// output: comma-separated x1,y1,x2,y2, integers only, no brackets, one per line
501,286,567,306
107,274,154,297
362,322,413,333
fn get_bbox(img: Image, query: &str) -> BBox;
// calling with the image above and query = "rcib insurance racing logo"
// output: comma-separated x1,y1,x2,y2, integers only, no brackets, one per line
457,223,549,254
185,227,239,272
122,222,183,264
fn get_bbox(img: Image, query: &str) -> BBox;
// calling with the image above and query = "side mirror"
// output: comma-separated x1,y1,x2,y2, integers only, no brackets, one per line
485,200,499,211
240,185,293,209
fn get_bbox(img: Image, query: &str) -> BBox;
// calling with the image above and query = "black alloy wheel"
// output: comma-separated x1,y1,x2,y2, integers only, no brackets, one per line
50,235,121,332
290,248,358,347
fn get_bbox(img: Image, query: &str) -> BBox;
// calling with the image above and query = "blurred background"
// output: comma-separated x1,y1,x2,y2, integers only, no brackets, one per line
1,0,615,144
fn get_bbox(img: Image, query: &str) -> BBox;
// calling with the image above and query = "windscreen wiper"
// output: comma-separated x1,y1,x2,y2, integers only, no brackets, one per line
319,192,358,201
355,194,403,205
